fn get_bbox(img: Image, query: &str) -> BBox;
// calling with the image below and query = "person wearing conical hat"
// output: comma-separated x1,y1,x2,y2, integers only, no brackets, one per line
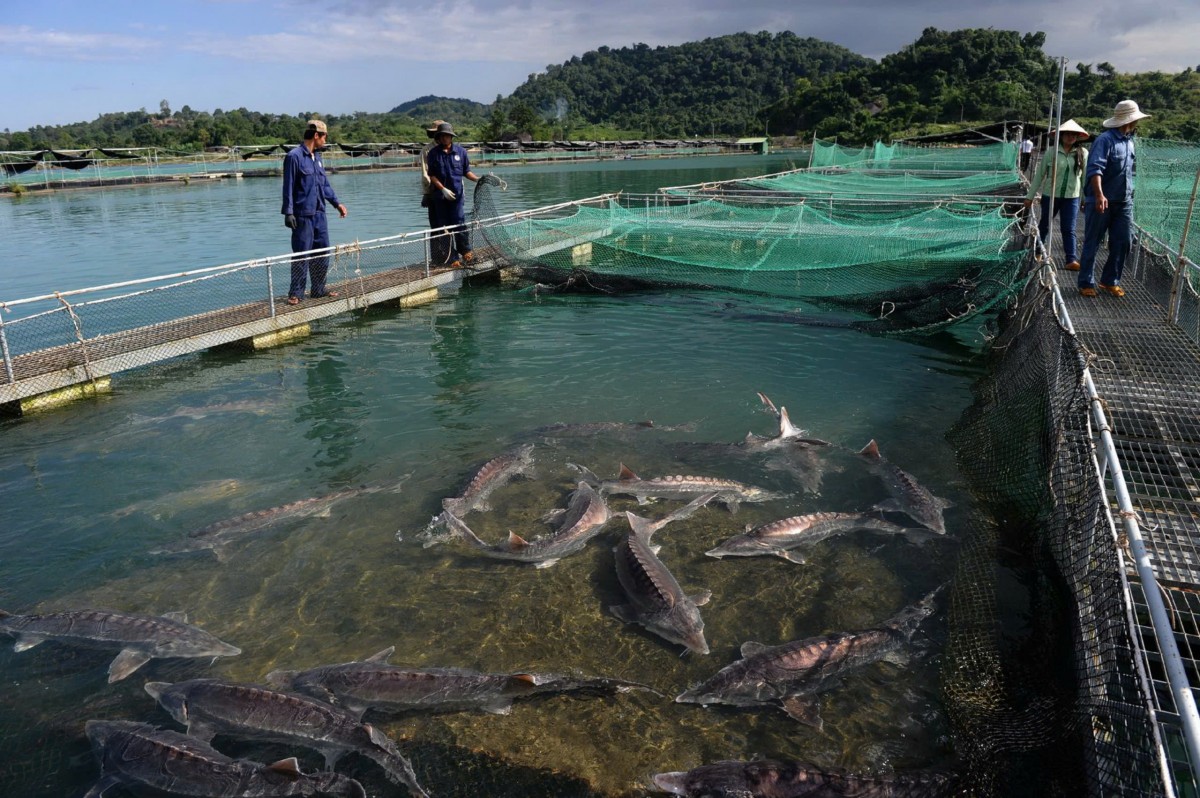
1024,119,1089,271
1077,99,1151,298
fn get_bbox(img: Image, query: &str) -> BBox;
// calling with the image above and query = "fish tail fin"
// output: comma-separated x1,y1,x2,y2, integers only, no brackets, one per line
363,738,430,798
444,512,488,549
757,391,780,418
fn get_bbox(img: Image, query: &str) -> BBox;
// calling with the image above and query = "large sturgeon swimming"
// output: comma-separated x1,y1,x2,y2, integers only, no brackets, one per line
441,480,611,567
705,511,924,564
652,759,962,798
84,720,367,798
610,494,717,655
577,463,781,514
858,439,952,534
0,608,240,683
145,678,429,798
266,646,652,718
675,587,942,729
441,443,535,517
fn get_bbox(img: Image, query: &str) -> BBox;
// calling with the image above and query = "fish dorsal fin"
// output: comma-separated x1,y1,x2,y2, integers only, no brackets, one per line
757,392,779,417
364,723,392,749
779,407,801,438
108,649,152,683
617,463,639,482
740,641,769,658
637,420,655,428
365,646,395,664
265,757,303,777
162,611,188,623
858,439,881,459
507,531,530,548
511,673,537,685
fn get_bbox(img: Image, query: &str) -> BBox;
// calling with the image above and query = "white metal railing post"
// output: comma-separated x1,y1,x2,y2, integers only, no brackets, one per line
267,261,277,319
0,312,14,384
1167,167,1200,325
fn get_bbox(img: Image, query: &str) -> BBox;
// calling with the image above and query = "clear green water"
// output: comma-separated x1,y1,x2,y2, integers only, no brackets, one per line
0,155,978,797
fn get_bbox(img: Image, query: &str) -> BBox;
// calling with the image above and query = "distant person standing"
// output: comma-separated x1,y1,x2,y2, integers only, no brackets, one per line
1023,119,1089,271
425,122,480,268
1077,99,1151,298
1020,136,1034,172
281,119,347,305
419,119,451,265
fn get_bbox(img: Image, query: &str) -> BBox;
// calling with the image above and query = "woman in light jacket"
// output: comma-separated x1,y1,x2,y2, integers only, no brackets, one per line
1023,119,1090,270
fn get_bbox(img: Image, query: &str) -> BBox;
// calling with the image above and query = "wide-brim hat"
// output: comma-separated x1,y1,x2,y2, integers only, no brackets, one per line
1103,100,1151,128
434,122,456,138
1055,119,1089,139
426,119,446,139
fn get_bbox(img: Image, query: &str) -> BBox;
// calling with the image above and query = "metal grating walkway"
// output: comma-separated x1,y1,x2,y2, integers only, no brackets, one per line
1055,236,1200,794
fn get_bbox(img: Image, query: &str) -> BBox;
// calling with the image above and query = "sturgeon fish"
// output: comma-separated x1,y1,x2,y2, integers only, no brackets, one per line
267,646,653,719
0,608,240,683
675,587,942,729
741,392,832,451
857,440,952,534
577,463,781,514
84,720,366,798
152,478,405,559
705,511,924,564
441,443,535,516
611,495,717,655
652,759,962,798
442,481,611,567
145,678,429,798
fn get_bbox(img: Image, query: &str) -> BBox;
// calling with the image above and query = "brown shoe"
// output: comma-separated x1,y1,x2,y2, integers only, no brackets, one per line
1079,287,1097,297
1099,283,1126,298
1064,261,1080,271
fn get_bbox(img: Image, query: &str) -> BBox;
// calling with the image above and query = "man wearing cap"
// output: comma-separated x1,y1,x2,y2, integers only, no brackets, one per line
1077,99,1150,298
281,118,348,305
1023,119,1089,270
425,122,480,267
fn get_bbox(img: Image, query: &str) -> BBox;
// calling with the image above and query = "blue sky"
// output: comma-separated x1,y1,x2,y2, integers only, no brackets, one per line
4,0,1199,132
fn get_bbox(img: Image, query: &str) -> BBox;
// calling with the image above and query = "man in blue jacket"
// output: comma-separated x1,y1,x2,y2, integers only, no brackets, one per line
1077,99,1150,298
281,119,348,305
425,122,479,267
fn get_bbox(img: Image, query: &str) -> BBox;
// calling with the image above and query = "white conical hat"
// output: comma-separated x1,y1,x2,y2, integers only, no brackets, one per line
1055,119,1089,139
1103,100,1151,128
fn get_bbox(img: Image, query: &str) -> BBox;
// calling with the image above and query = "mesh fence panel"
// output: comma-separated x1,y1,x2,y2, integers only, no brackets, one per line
1136,138,1200,293
944,269,1165,797
475,187,1029,335
810,139,1019,172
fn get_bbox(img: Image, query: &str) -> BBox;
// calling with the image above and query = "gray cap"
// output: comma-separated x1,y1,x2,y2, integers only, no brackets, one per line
434,122,456,137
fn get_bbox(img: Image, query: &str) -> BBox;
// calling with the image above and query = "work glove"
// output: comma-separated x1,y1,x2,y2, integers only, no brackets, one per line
441,187,457,201
284,214,297,229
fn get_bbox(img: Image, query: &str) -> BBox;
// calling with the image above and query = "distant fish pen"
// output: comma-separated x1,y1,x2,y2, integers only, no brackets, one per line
3,134,1200,796
0,139,767,194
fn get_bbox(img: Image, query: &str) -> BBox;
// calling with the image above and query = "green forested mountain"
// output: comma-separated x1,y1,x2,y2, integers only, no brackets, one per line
503,31,871,137
3,27,1199,152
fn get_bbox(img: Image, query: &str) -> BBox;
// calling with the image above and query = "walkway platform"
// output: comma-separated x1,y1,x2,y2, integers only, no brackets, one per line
1054,240,1200,792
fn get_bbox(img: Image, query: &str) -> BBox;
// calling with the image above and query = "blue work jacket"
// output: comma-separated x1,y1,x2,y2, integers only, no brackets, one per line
426,143,471,197
1084,128,1136,205
281,142,341,217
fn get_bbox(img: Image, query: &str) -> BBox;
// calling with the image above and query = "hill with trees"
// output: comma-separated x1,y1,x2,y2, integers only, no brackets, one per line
3,27,1198,152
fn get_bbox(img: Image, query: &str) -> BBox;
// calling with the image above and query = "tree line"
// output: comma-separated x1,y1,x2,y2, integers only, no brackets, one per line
3,27,1198,153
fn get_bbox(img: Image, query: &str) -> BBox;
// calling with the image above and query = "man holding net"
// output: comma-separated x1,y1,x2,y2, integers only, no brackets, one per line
425,122,480,268
281,119,348,305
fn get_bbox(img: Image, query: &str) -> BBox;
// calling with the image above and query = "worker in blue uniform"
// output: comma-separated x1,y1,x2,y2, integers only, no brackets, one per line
425,122,479,267
281,119,347,304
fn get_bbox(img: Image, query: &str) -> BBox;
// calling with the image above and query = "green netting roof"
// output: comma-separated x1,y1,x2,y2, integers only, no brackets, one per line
810,138,1019,172
706,168,1022,198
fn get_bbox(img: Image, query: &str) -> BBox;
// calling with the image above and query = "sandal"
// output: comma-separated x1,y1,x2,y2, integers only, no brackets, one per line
286,296,301,305
312,290,340,299
1079,287,1097,298
1099,284,1125,298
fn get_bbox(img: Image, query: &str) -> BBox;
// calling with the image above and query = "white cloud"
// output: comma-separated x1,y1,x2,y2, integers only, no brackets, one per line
0,25,160,61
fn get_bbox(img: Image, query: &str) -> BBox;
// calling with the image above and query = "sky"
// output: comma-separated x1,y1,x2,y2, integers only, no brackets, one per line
3,0,1199,132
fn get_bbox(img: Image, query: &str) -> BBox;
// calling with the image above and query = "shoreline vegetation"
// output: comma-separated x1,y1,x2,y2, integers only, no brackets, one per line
4,27,1197,162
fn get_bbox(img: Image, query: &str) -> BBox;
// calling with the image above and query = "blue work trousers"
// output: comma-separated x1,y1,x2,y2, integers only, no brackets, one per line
1078,200,1133,289
1038,196,1080,264
289,213,331,298
430,196,471,264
